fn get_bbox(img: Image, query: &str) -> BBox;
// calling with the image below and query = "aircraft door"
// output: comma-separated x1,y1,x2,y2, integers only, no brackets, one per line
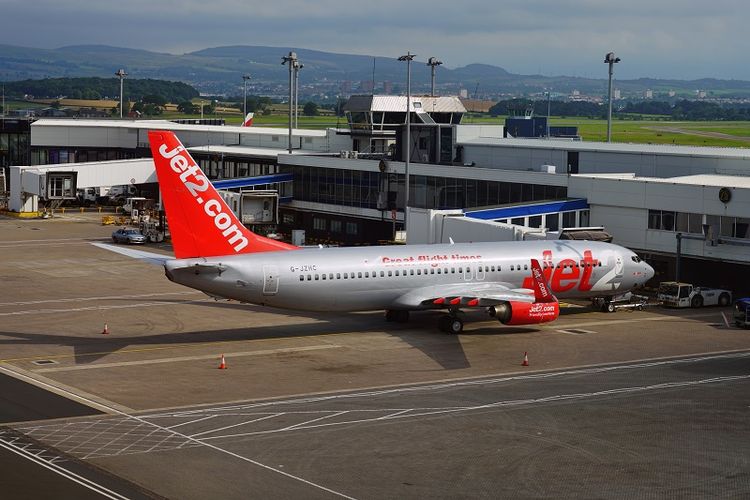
614,254,624,278
262,265,280,295
475,263,485,281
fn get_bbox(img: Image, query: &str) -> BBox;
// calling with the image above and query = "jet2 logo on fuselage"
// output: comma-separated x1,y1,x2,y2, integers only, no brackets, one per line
521,250,600,293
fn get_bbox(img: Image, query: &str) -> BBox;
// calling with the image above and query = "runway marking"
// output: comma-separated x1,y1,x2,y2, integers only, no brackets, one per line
721,312,731,328
190,413,283,438
0,291,200,307
145,351,750,418
279,411,349,432
0,435,130,500
545,310,722,331
2,360,357,499
0,299,203,317
166,415,216,430
32,344,343,373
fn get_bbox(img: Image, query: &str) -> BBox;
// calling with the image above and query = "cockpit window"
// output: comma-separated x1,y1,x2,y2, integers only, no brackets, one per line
631,255,642,263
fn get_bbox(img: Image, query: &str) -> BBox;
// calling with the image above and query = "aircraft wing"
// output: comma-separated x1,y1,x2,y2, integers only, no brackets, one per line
392,282,536,309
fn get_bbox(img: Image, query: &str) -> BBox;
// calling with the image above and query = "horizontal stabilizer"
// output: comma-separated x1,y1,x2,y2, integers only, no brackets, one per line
91,242,171,265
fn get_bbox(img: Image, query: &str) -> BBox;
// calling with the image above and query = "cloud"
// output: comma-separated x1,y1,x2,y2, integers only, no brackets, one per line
2,0,749,79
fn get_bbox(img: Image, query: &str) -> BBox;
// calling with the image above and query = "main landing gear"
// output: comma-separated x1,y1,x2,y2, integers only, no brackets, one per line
438,310,464,334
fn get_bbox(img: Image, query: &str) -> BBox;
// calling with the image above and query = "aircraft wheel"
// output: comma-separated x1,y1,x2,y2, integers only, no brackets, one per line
446,316,464,335
606,303,616,313
385,310,398,322
691,295,703,308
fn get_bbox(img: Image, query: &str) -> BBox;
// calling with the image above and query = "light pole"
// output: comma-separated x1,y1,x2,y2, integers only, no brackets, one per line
293,60,303,129
398,52,415,232
115,69,127,118
604,52,620,142
242,74,251,119
281,51,298,154
427,57,442,97
545,90,552,138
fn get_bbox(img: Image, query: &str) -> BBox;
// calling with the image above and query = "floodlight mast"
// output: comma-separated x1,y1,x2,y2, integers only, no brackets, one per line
604,52,621,142
398,52,415,233
293,61,303,129
281,52,298,154
427,57,442,97
242,74,251,119
115,69,127,118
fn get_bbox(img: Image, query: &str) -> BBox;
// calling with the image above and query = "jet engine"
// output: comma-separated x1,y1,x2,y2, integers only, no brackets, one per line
487,301,560,326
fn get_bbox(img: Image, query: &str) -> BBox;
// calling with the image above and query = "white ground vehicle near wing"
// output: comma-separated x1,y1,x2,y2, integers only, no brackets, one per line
657,282,732,308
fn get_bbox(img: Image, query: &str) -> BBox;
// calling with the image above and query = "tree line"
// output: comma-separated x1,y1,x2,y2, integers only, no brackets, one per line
489,98,750,121
2,77,199,103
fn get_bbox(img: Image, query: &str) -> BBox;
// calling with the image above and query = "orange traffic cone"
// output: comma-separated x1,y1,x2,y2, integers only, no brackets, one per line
218,354,227,370
521,352,529,366
101,323,109,335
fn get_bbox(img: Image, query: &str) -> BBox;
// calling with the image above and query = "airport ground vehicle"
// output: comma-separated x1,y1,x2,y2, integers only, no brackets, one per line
733,298,750,328
111,228,147,245
657,282,732,308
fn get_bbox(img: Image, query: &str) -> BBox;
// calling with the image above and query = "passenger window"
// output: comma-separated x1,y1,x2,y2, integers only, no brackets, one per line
417,269,422,275
410,269,414,275
430,269,435,274
329,273,334,279
322,274,327,280
380,271,385,277
443,268,448,274
299,275,304,281
343,273,348,279
315,274,319,280
491,265,495,272
524,265,528,271
337,273,341,279
388,271,392,277
459,267,464,273
307,274,312,280
395,270,400,276
437,269,441,274
451,268,456,273
365,272,369,278
358,272,362,278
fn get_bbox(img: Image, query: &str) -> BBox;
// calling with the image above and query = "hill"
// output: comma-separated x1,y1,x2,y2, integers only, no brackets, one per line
3,43,750,98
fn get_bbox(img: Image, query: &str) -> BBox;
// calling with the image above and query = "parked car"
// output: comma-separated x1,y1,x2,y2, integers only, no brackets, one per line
111,228,147,245
733,298,750,328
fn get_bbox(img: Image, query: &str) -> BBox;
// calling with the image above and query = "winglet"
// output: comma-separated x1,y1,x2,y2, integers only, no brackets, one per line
530,259,556,303
148,130,297,259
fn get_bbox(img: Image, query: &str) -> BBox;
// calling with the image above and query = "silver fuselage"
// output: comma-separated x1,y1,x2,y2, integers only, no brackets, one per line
164,240,653,312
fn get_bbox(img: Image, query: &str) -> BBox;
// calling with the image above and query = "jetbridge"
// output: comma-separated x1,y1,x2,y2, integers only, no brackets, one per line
8,158,156,213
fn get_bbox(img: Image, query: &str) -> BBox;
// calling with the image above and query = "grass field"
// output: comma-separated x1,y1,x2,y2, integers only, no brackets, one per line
4,98,750,147
461,114,750,147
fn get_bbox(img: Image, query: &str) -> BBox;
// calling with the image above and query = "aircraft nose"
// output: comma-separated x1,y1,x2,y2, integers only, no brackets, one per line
645,262,655,281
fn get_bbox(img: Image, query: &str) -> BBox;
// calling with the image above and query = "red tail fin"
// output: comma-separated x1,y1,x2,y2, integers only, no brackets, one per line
148,130,297,259
530,259,556,303
242,112,254,127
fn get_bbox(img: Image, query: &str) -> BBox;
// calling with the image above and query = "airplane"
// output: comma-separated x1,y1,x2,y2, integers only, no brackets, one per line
96,130,655,335
242,112,254,127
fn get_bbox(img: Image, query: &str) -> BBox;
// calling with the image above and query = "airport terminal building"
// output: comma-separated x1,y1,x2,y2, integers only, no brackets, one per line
8,97,750,291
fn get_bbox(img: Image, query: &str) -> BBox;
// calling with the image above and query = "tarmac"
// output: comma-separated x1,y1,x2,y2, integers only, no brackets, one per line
1,212,749,499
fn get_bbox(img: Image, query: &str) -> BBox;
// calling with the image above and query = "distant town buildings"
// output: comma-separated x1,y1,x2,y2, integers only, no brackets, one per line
644,89,653,99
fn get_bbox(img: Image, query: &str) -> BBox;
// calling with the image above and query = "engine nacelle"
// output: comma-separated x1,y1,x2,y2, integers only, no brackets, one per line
488,301,560,326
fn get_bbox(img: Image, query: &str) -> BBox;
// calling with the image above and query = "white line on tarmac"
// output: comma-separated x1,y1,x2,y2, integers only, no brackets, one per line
193,374,750,442
33,344,343,373
0,365,357,499
0,291,200,307
190,413,283,438
0,438,130,500
0,299,202,317
721,312,731,328
145,351,750,418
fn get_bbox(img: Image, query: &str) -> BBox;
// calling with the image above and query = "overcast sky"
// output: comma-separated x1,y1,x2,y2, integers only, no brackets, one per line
3,0,748,80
